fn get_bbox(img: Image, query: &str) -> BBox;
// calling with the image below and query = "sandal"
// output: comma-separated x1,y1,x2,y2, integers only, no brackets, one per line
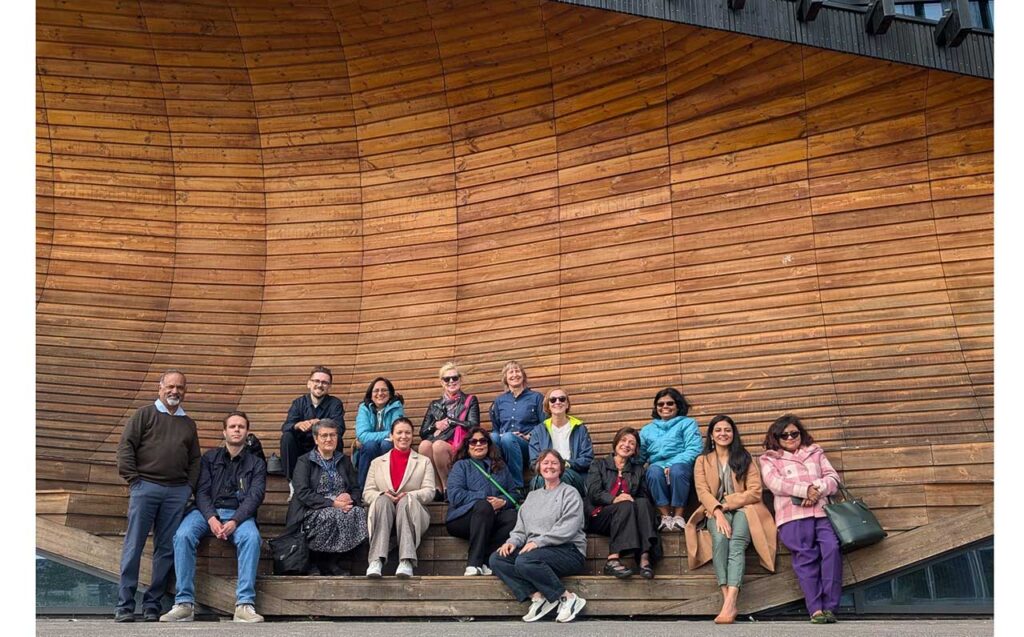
602,559,634,579
638,564,655,579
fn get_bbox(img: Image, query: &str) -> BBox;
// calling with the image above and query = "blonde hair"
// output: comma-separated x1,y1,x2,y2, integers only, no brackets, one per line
500,360,527,389
438,361,461,380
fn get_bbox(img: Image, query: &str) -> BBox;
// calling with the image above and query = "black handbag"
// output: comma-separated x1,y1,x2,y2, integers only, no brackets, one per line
823,483,887,552
269,530,309,575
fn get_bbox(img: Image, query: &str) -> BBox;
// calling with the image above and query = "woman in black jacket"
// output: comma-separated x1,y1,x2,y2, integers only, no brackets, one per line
418,361,480,499
283,418,367,575
584,427,661,579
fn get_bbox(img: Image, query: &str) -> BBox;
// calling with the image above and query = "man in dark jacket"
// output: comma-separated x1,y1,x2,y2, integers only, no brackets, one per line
115,370,200,623
279,365,345,492
160,411,267,623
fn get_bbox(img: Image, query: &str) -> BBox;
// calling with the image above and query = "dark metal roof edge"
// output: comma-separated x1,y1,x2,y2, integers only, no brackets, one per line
550,0,992,79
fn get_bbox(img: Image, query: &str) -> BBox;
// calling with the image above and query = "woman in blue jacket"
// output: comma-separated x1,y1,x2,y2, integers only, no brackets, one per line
354,377,405,493
639,387,702,532
446,427,518,575
528,388,593,497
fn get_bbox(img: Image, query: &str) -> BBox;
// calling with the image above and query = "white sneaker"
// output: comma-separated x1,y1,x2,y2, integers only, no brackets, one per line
396,559,414,578
522,597,559,622
464,566,482,576
672,515,687,531
232,604,263,623
159,603,194,622
658,515,673,531
480,564,492,575
556,593,587,622
365,558,383,578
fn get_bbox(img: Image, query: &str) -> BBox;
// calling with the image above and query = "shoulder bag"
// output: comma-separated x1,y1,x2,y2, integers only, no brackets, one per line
823,482,887,552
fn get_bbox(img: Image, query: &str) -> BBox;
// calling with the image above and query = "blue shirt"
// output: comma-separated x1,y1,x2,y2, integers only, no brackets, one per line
153,399,186,417
489,388,545,436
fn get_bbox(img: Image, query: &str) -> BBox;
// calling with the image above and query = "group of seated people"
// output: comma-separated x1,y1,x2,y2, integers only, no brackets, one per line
164,361,845,625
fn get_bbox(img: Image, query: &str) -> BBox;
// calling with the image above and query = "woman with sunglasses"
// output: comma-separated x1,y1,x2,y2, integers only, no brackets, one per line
354,377,405,493
528,389,593,498
759,414,841,624
419,362,480,500
686,415,776,624
446,427,519,576
584,426,661,579
638,387,703,531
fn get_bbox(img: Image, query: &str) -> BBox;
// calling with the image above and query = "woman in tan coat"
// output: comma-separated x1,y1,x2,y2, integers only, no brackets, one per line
362,417,436,578
685,414,776,624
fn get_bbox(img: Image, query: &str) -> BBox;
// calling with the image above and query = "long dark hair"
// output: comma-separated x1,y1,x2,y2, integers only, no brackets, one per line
453,426,505,471
362,376,404,407
704,414,751,477
650,387,691,419
762,413,814,452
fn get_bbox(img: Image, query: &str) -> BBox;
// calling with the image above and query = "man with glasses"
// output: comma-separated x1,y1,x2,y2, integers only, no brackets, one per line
115,370,201,623
279,366,345,498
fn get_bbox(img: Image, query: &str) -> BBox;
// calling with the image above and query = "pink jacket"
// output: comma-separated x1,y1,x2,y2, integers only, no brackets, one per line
758,444,840,528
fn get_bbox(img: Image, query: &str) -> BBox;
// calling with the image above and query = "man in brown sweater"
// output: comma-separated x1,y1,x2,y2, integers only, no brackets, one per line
114,370,201,623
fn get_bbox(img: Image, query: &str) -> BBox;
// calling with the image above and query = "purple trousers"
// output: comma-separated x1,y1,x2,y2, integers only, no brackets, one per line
778,516,843,615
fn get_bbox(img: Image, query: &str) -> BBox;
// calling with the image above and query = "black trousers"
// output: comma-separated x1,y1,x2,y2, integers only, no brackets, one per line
586,498,660,558
446,500,518,567
280,427,315,481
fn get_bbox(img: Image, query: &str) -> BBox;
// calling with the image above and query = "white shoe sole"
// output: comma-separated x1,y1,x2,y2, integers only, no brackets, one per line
522,601,557,622
557,597,587,622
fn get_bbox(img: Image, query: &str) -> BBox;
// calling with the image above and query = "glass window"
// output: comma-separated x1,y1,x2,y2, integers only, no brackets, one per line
977,546,994,598
36,555,125,611
931,552,978,599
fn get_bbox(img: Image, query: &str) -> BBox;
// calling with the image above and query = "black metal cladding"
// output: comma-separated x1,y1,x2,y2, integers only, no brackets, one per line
551,0,992,78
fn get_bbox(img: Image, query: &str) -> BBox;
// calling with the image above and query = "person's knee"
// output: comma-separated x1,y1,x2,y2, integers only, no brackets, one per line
670,463,693,478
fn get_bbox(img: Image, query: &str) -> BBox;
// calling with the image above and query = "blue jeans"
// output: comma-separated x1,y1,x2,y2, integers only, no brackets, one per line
488,544,585,602
492,432,529,489
356,438,392,492
117,479,192,612
645,463,694,508
172,508,261,606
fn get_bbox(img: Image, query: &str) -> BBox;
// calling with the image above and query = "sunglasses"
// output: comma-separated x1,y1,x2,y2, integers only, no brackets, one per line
441,375,461,383
468,438,489,446
656,401,676,408
549,396,568,404
776,430,801,441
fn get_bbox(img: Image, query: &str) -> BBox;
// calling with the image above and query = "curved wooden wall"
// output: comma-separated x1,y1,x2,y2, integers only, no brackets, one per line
37,0,992,524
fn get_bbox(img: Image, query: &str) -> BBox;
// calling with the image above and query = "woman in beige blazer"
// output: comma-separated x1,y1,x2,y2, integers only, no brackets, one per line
362,417,436,578
685,414,777,624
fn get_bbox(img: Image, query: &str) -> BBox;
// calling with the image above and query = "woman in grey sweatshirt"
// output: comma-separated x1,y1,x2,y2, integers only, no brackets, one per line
489,449,588,623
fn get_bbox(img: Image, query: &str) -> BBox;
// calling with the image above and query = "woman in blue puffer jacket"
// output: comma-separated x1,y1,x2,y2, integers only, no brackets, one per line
639,387,702,532
354,377,405,493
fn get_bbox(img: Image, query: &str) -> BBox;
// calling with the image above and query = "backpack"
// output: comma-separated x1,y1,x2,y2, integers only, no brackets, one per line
245,433,266,463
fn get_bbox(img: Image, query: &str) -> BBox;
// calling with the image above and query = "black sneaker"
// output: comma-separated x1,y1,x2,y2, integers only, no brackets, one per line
143,608,160,622
113,609,134,623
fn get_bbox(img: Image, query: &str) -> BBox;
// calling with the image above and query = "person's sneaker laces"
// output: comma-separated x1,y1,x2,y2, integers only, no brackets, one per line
159,603,194,622
522,597,558,622
396,559,414,578
556,593,586,623
365,558,383,578
233,604,264,623
658,515,673,531
672,515,687,531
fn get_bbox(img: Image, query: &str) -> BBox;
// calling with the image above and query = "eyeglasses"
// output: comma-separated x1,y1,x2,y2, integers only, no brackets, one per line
656,401,676,408
441,375,461,383
468,438,488,446
317,433,338,439
776,430,801,441
549,396,568,403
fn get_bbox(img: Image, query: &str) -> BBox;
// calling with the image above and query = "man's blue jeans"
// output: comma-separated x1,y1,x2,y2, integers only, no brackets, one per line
491,432,530,489
172,508,261,606
117,479,192,612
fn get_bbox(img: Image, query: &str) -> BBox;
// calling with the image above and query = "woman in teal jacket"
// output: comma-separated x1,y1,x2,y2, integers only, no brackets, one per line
639,387,702,532
354,377,405,493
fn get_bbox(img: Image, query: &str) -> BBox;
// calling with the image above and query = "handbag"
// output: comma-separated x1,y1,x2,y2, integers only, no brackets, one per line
469,460,521,509
823,482,887,552
269,530,310,575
